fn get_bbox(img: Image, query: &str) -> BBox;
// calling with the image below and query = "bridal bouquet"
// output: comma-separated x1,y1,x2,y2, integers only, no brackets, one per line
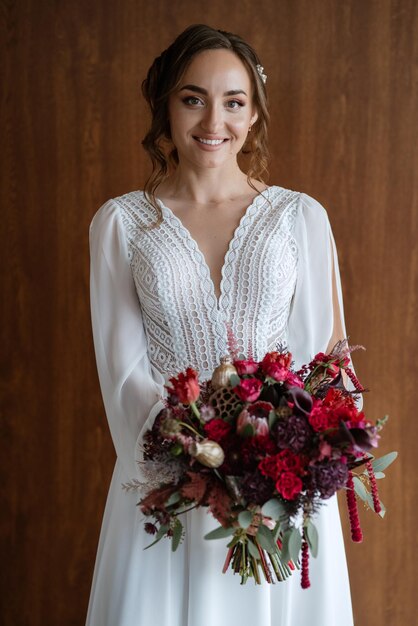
124,340,396,587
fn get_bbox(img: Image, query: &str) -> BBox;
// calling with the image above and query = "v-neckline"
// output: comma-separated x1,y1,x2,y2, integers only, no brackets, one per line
155,186,276,314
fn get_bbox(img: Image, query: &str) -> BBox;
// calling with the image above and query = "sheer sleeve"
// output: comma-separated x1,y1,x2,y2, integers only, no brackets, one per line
287,193,362,408
89,199,165,479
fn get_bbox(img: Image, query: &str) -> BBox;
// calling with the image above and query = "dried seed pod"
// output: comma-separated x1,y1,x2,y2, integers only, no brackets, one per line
188,439,225,468
211,355,237,389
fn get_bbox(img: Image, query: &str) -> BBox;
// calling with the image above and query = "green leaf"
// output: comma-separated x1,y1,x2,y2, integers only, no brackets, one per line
247,538,261,560
166,491,181,507
261,498,286,520
288,528,302,562
144,524,169,550
268,410,278,429
229,374,241,387
204,526,236,541
378,500,386,518
170,443,184,456
280,529,292,562
304,520,319,558
241,424,254,438
256,524,278,555
374,472,385,479
371,451,398,473
171,521,183,552
238,510,253,529
353,476,370,502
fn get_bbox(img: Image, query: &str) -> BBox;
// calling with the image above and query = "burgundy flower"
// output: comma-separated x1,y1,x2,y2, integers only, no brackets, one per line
166,368,200,404
241,471,275,504
204,419,232,443
275,471,303,500
276,414,313,452
233,378,263,402
309,459,348,498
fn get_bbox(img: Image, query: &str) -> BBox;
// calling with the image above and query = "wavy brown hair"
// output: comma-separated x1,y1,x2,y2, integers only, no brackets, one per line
141,24,270,226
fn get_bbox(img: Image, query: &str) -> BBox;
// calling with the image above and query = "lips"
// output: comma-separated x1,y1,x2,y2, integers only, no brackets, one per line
193,136,228,146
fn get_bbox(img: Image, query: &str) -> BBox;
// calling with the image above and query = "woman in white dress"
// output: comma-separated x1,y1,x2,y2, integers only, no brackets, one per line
87,24,357,626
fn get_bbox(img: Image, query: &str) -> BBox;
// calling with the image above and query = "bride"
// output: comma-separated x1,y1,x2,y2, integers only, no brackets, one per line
87,23,356,626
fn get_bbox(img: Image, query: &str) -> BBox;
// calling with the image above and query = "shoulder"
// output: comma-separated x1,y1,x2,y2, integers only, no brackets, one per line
89,190,147,234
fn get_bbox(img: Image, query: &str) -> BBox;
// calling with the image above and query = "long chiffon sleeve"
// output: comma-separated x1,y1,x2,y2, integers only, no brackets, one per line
89,199,165,480
287,193,362,407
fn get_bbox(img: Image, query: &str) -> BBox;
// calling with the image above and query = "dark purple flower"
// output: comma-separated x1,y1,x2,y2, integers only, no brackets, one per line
241,471,275,505
330,420,374,452
276,415,313,452
286,387,313,417
309,460,348,499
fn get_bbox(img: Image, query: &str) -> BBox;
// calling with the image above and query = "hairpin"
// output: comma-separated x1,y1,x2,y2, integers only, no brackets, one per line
256,64,267,84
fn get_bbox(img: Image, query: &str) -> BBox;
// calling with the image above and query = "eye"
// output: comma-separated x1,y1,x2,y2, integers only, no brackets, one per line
182,96,203,106
226,100,245,110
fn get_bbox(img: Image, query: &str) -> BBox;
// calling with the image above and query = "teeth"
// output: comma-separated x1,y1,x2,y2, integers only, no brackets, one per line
196,137,225,145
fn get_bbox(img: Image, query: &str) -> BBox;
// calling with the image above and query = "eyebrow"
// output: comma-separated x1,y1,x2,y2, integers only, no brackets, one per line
179,84,247,97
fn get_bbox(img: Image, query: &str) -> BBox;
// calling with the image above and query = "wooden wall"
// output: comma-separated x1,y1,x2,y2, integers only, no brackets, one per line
1,1,416,624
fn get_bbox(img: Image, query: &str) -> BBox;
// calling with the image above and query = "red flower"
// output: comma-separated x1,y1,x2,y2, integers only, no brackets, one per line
167,368,200,404
233,378,263,402
276,471,303,500
276,449,305,475
204,419,232,443
258,448,304,481
258,455,281,480
234,358,259,375
261,351,292,381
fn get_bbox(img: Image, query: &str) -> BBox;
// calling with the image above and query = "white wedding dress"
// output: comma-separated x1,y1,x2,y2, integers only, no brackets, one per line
86,185,356,626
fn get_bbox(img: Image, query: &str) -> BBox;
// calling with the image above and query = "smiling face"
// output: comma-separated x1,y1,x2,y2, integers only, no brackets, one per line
168,49,258,170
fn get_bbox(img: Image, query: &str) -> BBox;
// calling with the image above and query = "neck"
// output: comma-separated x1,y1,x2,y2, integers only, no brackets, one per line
156,161,262,205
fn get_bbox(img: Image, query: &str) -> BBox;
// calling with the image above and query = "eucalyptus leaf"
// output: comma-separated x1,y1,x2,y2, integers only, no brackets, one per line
204,526,236,541
171,521,183,552
238,510,254,529
288,528,302,563
280,529,293,562
229,374,241,387
247,539,261,560
373,471,385,479
144,524,169,550
304,520,319,558
353,476,370,502
256,524,278,555
371,451,398,473
378,500,386,518
165,491,181,507
268,410,278,429
261,498,286,520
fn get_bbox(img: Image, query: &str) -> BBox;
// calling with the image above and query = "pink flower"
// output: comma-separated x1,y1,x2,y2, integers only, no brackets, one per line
261,352,292,381
285,371,304,388
167,368,200,404
233,378,263,402
276,471,303,500
237,409,269,437
233,358,259,375
254,417,269,437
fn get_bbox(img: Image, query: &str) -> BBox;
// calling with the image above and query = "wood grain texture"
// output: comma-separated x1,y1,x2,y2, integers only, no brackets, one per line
1,1,416,624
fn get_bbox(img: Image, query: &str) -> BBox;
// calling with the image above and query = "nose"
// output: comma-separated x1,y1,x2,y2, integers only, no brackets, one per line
200,103,223,133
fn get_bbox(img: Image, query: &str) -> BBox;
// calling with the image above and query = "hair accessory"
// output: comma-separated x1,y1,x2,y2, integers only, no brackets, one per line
256,64,267,84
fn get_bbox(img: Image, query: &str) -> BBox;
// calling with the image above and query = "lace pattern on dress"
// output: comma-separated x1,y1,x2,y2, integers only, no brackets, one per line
117,187,300,378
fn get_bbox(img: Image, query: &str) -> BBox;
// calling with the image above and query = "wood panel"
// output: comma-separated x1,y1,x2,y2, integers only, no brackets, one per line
1,1,416,624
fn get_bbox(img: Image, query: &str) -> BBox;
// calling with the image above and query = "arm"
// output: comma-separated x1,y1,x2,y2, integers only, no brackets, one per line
89,199,165,479
287,193,362,407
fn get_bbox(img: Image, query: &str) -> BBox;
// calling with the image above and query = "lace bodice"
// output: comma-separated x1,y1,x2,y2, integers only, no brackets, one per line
117,186,300,379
